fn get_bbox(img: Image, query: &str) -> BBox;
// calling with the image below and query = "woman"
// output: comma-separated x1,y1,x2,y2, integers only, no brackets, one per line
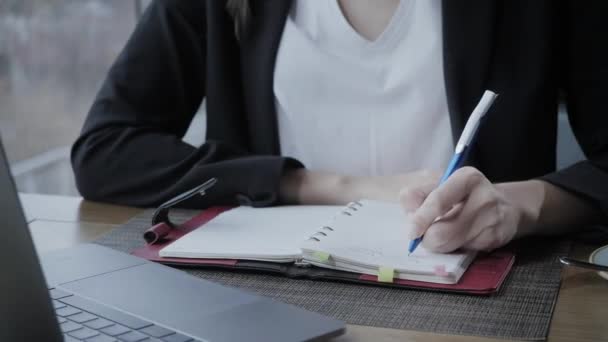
72,0,608,253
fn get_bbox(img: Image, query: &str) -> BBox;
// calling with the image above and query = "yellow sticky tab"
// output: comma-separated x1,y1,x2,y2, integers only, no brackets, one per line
313,251,331,262
378,267,395,283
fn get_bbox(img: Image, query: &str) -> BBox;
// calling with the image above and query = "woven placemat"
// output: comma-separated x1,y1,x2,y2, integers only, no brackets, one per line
94,209,570,340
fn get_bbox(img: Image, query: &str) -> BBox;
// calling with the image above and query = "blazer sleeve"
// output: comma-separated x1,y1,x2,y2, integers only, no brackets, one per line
540,1,608,218
71,0,302,209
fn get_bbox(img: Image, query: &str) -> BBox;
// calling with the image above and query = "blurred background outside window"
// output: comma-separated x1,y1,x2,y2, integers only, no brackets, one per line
1,0,138,195
0,0,204,197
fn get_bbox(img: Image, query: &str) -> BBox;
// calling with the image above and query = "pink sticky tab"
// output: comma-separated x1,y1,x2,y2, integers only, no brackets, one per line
433,265,449,277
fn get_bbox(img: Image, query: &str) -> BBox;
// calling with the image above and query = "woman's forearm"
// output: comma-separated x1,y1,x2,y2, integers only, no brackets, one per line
279,169,355,205
279,169,442,205
498,180,602,238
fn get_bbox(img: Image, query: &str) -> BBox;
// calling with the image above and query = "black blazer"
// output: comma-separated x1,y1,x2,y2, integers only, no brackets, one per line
72,0,608,218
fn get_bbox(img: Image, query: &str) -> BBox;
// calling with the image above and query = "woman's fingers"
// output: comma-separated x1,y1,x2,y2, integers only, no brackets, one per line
406,167,488,239
399,181,437,213
421,182,497,252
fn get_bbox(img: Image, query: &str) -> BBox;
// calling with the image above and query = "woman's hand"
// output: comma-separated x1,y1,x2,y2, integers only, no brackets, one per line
280,169,441,205
283,166,601,252
399,167,545,252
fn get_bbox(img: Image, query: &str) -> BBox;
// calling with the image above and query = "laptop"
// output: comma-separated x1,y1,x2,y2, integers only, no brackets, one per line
0,139,345,342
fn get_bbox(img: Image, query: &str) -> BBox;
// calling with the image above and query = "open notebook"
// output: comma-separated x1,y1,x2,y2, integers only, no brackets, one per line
159,200,476,284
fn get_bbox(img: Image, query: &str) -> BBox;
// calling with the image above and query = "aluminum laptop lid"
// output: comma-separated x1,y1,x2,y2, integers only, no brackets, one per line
0,138,63,342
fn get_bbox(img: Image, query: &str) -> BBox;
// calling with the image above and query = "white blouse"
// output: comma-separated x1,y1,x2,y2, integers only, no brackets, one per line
274,0,452,177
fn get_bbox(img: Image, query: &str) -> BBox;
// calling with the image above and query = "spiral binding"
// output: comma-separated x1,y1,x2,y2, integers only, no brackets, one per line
307,201,363,242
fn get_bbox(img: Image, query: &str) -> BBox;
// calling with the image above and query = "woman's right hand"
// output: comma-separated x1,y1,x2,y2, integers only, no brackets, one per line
279,168,441,205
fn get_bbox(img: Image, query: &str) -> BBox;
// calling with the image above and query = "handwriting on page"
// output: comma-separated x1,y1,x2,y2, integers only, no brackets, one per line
341,246,384,258
332,246,426,266
304,200,470,276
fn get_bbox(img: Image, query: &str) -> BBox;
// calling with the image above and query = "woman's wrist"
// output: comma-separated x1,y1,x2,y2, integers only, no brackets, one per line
279,169,357,205
278,168,305,204
497,179,601,238
280,169,442,205
496,180,545,238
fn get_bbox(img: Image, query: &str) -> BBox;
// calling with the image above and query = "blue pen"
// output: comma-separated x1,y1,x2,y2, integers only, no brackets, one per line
408,90,498,255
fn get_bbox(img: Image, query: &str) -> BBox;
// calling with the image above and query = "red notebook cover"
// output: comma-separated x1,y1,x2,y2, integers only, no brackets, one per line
132,207,514,294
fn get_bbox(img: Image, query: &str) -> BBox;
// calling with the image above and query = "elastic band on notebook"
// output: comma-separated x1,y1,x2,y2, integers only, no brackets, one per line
378,267,394,283
313,251,331,262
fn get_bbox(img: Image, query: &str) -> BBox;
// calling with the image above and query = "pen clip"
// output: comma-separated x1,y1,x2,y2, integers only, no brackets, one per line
151,178,218,227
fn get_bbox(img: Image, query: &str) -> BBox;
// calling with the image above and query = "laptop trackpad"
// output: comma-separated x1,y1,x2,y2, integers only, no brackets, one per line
59,262,262,338
41,244,147,287
60,263,344,341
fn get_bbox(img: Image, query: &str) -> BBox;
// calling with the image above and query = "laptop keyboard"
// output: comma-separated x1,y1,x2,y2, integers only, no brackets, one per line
49,288,204,342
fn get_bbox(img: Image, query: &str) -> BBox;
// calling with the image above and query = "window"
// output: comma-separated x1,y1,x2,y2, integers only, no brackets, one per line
0,0,137,195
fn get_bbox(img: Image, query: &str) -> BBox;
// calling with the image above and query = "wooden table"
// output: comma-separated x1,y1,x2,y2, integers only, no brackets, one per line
21,193,608,342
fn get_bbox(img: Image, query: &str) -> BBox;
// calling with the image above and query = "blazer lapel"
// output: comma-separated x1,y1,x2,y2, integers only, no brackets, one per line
442,0,499,145
240,0,293,155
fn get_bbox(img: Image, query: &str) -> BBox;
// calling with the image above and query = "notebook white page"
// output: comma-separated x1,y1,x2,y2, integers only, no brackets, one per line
299,200,475,283
159,205,342,262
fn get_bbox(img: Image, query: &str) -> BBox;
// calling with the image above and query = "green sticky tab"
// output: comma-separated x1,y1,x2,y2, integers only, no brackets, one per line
378,267,395,283
313,251,331,262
